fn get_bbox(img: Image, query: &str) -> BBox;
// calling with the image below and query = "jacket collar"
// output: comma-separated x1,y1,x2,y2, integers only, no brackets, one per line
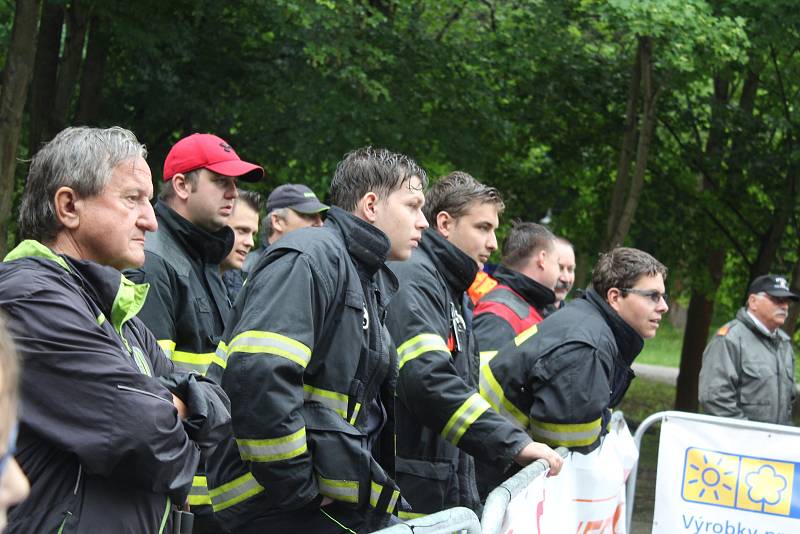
419,229,479,295
154,201,234,264
737,307,789,341
325,206,391,280
583,287,644,366
4,240,149,337
493,264,556,310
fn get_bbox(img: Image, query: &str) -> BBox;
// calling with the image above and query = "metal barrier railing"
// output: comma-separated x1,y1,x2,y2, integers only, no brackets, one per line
623,410,800,533
370,506,481,534
480,446,569,534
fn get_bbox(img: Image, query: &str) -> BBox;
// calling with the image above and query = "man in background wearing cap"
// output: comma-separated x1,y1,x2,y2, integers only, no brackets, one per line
265,183,329,244
699,274,799,425
126,132,263,532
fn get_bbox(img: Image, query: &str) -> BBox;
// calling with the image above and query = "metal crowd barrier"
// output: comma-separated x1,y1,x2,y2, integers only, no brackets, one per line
623,410,800,533
370,507,482,534
480,446,569,534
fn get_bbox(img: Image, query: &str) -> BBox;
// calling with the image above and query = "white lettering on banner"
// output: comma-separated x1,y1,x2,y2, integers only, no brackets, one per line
500,415,637,534
652,414,800,534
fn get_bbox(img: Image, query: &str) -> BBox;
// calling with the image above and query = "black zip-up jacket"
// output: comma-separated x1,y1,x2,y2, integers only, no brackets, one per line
386,230,533,518
473,265,556,356
0,240,231,534
481,288,643,454
205,207,404,531
126,201,234,376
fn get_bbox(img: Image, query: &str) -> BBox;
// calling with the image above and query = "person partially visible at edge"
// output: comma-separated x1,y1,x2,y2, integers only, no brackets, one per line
125,132,263,533
481,248,667,462
473,222,560,365
1,126,230,533
699,274,798,425
385,172,563,519
239,183,330,277
221,190,262,302
205,147,428,533
0,315,30,532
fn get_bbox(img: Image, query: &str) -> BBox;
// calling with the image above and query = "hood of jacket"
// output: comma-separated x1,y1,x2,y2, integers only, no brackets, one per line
419,229,479,298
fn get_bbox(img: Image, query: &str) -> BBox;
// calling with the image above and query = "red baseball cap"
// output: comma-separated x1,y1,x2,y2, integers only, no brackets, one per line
163,133,264,182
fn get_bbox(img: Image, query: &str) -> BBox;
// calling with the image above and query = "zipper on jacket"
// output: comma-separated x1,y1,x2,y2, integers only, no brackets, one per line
116,384,173,406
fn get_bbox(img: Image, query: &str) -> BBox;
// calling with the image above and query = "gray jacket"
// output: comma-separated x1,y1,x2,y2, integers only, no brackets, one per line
699,308,795,425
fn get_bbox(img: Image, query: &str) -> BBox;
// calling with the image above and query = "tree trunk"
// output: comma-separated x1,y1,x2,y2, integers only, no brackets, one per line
784,257,800,338
604,37,642,251
0,0,42,255
49,0,89,136
74,15,109,124
28,0,63,152
674,248,725,412
608,36,658,249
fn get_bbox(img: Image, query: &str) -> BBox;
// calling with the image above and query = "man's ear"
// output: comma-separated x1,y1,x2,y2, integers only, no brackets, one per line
171,174,191,201
355,191,380,223
53,186,81,230
606,287,622,312
436,211,454,237
270,213,284,234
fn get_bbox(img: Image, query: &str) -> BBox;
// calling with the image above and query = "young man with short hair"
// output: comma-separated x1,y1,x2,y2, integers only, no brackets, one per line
473,222,560,362
385,172,562,518
221,190,262,301
482,247,668,455
206,147,429,533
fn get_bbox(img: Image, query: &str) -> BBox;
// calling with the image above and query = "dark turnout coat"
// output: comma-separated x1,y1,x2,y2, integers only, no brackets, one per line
0,240,230,534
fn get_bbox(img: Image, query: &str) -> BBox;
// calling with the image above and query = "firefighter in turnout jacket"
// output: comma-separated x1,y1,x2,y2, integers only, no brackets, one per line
386,172,563,518
205,148,429,533
481,248,668,454
473,222,560,363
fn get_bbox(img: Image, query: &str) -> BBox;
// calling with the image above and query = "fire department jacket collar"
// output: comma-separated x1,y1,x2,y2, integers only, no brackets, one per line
420,228,479,296
325,206,391,280
493,264,556,310
4,239,149,336
154,201,234,264
583,287,644,366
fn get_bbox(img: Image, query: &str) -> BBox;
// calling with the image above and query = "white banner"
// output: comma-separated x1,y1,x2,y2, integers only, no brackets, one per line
500,415,638,534
652,414,800,534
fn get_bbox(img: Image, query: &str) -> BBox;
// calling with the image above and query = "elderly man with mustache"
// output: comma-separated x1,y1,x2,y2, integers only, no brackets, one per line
700,274,799,425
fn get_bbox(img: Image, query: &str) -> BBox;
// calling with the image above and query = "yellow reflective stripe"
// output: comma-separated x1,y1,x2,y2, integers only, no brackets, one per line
229,330,312,368
171,350,215,366
188,476,211,506
157,339,176,358
317,476,359,503
369,481,400,512
441,393,491,445
479,363,529,429
529,417,602,448
213,341,229,369
479,350,498,365
514,324,538,346
97,313,106,326
397,333,449,370
303,385,348,419
399,511,427,520
236,428,307,463
209,472,265,512
349,402,362,425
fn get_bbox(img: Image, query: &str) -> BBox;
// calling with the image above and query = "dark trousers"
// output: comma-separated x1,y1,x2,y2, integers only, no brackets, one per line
234,502,369,534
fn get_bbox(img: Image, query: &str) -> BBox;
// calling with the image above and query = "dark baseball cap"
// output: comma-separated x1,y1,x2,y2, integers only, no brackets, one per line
747,274,799,301
163,133,264,182
266,184,329,214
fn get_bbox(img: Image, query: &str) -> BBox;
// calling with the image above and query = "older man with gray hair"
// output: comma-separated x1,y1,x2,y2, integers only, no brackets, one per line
0,126,230,533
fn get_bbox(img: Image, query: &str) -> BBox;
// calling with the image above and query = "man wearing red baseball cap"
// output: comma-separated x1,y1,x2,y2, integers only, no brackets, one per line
126,133,263,532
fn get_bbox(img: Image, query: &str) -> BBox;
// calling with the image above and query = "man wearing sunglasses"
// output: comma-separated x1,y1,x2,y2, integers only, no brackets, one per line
699,274,798,425
480,247,668,462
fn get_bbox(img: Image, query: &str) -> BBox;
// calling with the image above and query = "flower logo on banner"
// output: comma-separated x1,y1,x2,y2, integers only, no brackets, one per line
745,464,787,511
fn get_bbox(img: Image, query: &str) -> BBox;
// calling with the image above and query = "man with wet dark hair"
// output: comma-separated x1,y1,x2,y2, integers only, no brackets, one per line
206,147,429,533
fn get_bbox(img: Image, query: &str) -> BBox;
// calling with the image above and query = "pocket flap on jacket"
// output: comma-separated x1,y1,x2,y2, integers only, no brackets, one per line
302,402,362,435
395,457,455,481
344,290,363,310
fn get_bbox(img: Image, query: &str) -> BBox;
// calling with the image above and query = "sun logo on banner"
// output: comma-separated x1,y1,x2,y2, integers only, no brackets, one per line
681,447,797,517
